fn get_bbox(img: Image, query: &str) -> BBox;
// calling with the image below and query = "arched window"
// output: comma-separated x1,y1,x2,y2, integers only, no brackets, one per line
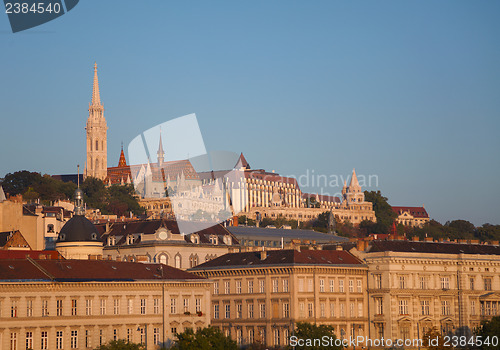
189,254,199,268
95,157,99,171
96,140,99,151
175,255,181,269
90,139,92,151
47,224,54,233
159,254,168,265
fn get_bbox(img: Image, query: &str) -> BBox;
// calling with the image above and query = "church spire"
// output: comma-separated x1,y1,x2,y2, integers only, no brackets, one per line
91,62,101,106
118,144,127,167
157,129,165,167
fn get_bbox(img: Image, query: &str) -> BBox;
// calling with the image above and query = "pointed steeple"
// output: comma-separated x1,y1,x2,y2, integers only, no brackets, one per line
157,129,165,167
118,144,127,167
349,168,361,190
91,62,101,106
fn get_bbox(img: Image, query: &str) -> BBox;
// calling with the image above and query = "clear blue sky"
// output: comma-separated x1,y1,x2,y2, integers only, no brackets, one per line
1,1,499,225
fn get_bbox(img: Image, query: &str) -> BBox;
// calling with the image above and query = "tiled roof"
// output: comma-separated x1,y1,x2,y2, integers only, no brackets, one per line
0,250,62,260
368,240,500,255
0,259,204,282
227,226,348,244
96,219,239,245
302,193,341,203
245,170,299,187
191,249,364,270
392,206,429,218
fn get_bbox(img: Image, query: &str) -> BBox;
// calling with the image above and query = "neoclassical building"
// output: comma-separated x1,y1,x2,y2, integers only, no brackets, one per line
190,248,369,348
392,206,430,227
0,258,211,350
97,219,240,269
352,238,500,348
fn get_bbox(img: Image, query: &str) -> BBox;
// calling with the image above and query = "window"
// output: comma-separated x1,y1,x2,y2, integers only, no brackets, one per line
329,279,335,292
308,302,314,317
283,279,289,292
350,302,355,317
236,280,242,294
248,328,254,344
340,303,345,317
225,304,230,318
175,255,181,269
358,302,363,317
127,329,132,343
214,281,219,295
171,328,177,336
399,275,407,289
339,280,344,293
420,276,429,289
153,328,160,345
470,277,475,290
10,332,17,350
374,274,382,289
42,299,48,316
299,302,305,318
273,279,279,293
298,279,304,292
153,298,159,314
214,304,219,319
248,280,254,293
330,302,335,317
195,298,201,313
71,330,78,349
25,331,33,350
319,279,325,292
11,300,18,318
421,300,430,315
113,329,118,341
248,303,254,318
56,299,63,316
170,298,177,314
140,298,146,314
56,331,63,349
442,300,450,315
41,331,48,350
471,300,476,315
139,327,145,344
320,302,325,317
349,280,354,293
236,303,242,318
224,281,230,294
114,298,120,315
259,280,265,293
440,276,450,289
100,299,106,315
357,280,362,293
127,298,133,314
399,299,409,315
183,298,189,313
283,302,290,318
85,330,91,349
273,328,280,346
237,328,243,345
26,299,33,317
401,324,410,340
375,297,383,315
484,278,492,291
307,279,313,292
71,299,77,316
259,303,266,318
86,299,92,316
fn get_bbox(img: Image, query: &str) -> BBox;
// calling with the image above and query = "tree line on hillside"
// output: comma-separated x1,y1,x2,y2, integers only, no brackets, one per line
0,171,144,217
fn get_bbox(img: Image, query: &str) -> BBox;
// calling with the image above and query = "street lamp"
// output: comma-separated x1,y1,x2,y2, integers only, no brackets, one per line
137,324,148,348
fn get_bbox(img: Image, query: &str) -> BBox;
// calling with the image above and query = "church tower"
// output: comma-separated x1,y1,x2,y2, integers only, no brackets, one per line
85,63,108,180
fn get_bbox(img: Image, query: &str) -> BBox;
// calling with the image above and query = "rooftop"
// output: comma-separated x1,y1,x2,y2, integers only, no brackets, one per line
227,226,348,244
368,239,500,255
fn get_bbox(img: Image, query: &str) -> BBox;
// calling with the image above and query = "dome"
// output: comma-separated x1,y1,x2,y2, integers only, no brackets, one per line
57,215,100,243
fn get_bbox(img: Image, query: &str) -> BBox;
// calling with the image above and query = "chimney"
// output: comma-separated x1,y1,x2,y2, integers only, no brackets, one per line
260,250,267,260
412,236,419,242
336,245,343,251
491,241,499,246
424,237,433,242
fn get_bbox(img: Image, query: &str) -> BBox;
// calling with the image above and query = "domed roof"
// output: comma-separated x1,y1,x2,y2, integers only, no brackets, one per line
57,215,100,243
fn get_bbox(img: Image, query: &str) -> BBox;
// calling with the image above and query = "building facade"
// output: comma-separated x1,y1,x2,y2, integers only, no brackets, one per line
0,259,211,350
352,239,500,348
190,249,369,348
392,206,430,227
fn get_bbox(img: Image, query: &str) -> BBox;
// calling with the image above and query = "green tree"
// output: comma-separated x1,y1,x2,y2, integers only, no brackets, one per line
0,170,42,196
94,339,145,350
289,322,342,350
173,327,237,350
81,177,108,211
422,327,447,350
107,184,144,216
364,190,397,234
476,316,500,350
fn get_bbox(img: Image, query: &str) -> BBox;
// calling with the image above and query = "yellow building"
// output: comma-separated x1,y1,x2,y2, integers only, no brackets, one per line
0,258,211,350
391,206,430,227
190,248,368,348
352,238,500,348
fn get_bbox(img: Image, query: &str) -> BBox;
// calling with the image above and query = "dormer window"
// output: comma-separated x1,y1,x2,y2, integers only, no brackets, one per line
223,235,232,245
127,235,134,245
107,236,116,246
191,234,200,244
209,235,218,245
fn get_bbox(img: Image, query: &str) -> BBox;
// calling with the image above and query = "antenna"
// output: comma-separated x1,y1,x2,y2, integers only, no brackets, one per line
77,165,80,188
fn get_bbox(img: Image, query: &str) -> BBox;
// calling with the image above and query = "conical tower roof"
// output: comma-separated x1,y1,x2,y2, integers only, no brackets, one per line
349,168,361,189
118,146,127,167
